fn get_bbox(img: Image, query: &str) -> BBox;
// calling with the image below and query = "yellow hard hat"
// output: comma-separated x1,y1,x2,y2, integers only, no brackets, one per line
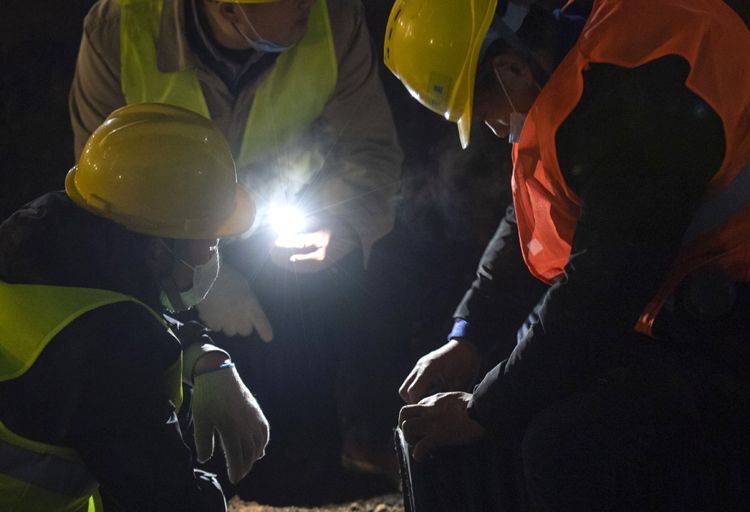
384,0,498,148
66,103,255,240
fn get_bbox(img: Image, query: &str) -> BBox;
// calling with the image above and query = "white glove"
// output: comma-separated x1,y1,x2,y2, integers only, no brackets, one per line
192,365,270,484
197,262,274,341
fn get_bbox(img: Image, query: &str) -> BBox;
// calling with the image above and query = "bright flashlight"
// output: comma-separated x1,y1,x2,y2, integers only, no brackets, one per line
269,203,308,236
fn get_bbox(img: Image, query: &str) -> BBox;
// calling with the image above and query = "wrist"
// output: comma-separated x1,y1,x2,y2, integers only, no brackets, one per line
449,338,479,355
193,352,233,379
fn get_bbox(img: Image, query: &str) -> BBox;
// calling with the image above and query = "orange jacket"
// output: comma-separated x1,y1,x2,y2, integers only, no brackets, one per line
511,0,750,335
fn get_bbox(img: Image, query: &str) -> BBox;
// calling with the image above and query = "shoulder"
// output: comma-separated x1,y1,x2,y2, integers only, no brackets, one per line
70,301,180,374
81,0,122,59
325,0,366,54
83,0,121,35
325,0,364,22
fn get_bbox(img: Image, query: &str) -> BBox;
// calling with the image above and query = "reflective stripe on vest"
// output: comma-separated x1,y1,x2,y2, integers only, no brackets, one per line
510,0,750,335
0,281,182,511
0,419,96,512
119,0,338,168
0,423,97,498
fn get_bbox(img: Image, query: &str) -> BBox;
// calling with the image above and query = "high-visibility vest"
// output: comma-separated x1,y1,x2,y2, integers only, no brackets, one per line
119,0,338,168
511,0,750,335
0,281,183,512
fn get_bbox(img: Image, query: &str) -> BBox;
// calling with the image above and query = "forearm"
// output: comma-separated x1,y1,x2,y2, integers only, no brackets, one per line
305,154,400,260
451,205,547,355
85,414,225,512
173,320,230,385
468,235,677,442
69,5,125,158
310,0,402,259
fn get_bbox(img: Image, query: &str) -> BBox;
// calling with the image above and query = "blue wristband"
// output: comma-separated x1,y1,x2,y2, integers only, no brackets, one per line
193,361,235,378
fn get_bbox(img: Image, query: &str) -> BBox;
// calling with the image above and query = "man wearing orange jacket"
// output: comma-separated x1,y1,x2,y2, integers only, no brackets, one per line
386,0,750,509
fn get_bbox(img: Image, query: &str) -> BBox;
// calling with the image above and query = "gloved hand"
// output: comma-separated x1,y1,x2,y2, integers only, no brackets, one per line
192,365,270,484
197,262,274,341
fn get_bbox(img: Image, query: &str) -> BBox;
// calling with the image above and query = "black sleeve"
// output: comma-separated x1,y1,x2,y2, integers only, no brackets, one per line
452,205,548,356
66,303,225,512
467,55,725,441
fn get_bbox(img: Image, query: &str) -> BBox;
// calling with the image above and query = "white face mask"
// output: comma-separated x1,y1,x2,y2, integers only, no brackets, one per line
159,242,221,313
493,65,526,144
233,6,293,53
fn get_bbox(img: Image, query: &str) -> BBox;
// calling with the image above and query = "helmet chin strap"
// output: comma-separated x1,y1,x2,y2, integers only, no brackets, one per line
158,239,189,312
492,64,528,144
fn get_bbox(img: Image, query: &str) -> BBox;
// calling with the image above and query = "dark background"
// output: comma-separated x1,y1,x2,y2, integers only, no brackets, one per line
0,0,512,357
0,0,512,504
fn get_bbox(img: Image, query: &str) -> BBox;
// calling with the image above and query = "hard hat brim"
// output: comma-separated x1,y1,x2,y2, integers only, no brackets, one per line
216,183,255,238
66,167,255,240
455,0,497,149
457,95,473,150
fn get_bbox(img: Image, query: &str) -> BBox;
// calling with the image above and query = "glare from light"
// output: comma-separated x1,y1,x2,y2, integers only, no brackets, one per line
269,203,307,236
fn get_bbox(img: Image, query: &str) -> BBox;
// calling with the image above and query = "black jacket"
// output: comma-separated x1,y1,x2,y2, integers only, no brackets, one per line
457,48,737,440
0,192,223,511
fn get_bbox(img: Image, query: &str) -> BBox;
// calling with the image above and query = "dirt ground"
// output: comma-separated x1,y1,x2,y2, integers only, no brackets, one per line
227,494,404,512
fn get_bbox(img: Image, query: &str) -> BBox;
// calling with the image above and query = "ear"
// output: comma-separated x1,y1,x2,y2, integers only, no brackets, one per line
217,1,244,23
491,52,536,89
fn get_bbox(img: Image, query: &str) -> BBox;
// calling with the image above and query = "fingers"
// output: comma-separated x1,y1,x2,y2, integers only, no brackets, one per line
400,416,432,444
232,305,255,338
248,302,273,342
219,429,246,485
412,436,439,462
197,262,272,339
405,372,433,405
289,246,327,263
400,364,439,404
193,418,215,463
274,230,330,251
241,435,258,477
399,367,420,403
253,417,270,457
399,406,444,462
398,405,434,461
398,403,426,425
273,230,331,271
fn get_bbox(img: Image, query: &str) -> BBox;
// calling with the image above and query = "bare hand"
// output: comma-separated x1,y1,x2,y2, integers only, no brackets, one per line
399,339,481,404
399,392,485,461
269,221,358,274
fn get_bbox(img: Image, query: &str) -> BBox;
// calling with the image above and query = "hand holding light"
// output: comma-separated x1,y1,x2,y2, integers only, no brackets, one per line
268,203,357,273
269,203,308,237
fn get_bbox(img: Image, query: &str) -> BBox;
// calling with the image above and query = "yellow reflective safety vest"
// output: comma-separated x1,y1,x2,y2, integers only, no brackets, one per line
119,0,338,168
0,281,183,512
